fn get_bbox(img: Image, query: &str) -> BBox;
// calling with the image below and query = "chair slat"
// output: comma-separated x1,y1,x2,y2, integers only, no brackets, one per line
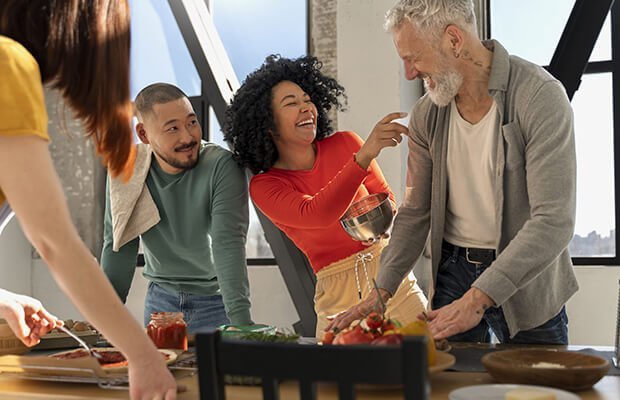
299,379,316,400
337,382,355,400
262,378,279,400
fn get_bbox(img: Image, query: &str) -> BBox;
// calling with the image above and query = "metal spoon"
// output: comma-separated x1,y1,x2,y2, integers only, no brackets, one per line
58,325,102,360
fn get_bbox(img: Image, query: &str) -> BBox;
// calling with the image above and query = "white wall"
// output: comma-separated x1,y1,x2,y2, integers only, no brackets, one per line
567,267,620,346
336,0,407,204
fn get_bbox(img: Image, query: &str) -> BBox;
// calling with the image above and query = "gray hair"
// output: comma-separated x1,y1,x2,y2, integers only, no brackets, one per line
135,82,188,119
385,0,477,42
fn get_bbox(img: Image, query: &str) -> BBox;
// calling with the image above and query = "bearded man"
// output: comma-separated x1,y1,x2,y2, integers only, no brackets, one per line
101,83,252,332
328,0,577,345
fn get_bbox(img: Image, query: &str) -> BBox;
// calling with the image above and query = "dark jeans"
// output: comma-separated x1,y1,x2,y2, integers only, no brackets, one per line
432,243,569,345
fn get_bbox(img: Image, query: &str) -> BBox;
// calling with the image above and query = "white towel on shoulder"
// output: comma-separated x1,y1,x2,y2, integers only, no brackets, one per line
109,144,160,252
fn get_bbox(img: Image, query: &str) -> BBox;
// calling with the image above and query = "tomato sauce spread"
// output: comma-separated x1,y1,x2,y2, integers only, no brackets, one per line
52,349,171,368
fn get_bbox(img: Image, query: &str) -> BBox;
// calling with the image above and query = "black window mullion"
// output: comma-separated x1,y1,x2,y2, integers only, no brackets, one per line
584,60,613,74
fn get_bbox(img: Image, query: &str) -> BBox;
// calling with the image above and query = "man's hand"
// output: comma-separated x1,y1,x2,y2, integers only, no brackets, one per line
324,288,391,332
425,287,494,340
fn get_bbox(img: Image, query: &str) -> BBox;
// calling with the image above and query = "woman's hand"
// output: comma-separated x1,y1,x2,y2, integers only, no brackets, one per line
355,112,408,169
0,289,62,346
361,232,390,246
128,350,178,400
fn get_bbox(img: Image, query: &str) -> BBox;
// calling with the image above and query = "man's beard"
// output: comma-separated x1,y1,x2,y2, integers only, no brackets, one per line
155,143,199,171
424,50,463,107
424,64,463,107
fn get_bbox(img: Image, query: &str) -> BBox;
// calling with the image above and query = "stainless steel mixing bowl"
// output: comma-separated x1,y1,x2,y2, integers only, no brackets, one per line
340,192,394,242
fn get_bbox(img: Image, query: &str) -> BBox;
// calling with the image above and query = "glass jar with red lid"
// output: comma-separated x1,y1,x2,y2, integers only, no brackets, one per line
147,312,188,350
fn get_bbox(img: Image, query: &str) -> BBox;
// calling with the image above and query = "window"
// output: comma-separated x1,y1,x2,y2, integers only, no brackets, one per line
211,0,309,260
490,1,617,262
128,0,201,98
128,0,308,262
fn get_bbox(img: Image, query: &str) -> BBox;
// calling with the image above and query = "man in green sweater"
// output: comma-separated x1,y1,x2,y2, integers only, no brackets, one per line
101,83,252,332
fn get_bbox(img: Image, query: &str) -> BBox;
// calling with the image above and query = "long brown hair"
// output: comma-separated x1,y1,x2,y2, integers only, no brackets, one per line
0,0,135,179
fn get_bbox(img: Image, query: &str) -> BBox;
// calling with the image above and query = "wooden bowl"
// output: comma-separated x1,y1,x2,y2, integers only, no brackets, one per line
481,349,610,391
0,319,29,356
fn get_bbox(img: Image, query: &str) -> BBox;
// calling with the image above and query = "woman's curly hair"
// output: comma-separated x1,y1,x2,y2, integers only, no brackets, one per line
223,54,346,174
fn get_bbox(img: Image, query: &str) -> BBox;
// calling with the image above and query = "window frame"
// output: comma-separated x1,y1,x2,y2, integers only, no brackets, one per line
572,2,620,265
487,0,619,265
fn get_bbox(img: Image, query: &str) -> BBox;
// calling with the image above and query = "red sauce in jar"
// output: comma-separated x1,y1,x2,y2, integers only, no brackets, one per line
147,312,188,350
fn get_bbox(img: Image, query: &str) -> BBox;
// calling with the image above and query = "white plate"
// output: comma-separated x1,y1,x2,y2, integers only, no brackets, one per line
449,384,580,400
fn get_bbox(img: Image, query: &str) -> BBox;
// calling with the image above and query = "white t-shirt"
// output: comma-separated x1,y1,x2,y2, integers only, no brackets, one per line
444,99,499,249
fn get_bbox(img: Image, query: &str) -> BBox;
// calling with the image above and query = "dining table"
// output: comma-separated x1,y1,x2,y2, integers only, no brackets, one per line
0,343,617,399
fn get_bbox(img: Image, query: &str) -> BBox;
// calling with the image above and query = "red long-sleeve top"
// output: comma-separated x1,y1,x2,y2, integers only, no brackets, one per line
250,131,395,273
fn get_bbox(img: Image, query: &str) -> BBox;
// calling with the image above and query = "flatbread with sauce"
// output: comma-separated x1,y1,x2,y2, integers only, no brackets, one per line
49,347,177,373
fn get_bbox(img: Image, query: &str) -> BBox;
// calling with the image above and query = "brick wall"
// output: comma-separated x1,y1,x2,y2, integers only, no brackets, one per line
310,0,339,126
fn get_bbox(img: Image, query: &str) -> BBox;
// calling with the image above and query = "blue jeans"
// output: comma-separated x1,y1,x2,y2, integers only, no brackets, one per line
432,243,569,345
144,282,230,333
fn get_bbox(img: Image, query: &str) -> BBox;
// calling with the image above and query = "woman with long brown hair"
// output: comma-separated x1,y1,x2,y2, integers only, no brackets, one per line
0,1,177,398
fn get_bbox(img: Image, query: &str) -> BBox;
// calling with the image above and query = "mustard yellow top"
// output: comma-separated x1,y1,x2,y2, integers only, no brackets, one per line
0,35,49,206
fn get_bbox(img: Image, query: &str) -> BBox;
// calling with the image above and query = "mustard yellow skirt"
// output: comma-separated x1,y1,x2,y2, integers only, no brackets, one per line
314,241,428,337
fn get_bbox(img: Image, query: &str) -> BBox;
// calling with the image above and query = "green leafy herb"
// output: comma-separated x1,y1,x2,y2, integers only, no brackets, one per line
236,330,299,343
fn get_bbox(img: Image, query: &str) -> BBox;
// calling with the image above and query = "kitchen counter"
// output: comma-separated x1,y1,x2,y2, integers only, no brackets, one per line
0,344,617,399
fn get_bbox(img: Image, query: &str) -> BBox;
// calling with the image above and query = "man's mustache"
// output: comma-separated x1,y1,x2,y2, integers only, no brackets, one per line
175,141,198,152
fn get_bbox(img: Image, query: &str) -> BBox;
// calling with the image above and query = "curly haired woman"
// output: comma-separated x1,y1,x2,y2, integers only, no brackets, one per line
224,55,428,336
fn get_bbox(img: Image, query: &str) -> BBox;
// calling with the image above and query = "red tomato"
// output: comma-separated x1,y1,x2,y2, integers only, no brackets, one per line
371,333,403,346
321,331,335,345
365,312,383,331
333,326,374,345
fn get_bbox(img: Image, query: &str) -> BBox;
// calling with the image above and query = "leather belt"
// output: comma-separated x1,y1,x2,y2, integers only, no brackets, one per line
443,241,496,265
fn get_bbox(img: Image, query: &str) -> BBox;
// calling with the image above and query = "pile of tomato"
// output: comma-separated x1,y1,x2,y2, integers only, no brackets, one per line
321,312,437,366
321,312,402,346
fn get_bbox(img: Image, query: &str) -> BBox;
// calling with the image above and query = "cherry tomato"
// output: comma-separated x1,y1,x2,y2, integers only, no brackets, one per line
321,330,335,345
365,312,383,330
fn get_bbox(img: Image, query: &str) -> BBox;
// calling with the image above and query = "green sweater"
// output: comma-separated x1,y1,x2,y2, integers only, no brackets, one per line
101,142,252,325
